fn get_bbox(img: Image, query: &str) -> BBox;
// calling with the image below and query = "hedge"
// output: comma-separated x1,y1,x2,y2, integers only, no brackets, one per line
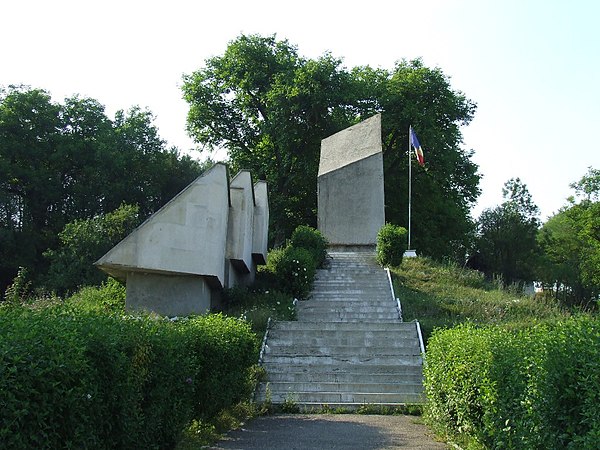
0,305,258,449
376,223,407,267
424,316,600,449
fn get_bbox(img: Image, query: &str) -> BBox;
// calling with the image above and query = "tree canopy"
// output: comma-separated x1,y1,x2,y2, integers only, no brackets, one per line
0,85,203,292
537,167,600,306
183,34,480,256
473,178,541,286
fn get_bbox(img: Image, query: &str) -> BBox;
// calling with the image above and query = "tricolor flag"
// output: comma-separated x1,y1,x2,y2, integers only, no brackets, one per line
410,127,425,166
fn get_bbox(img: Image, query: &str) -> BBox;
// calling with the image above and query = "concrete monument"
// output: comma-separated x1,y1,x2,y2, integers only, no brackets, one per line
96,163,269,316
317,114,385,247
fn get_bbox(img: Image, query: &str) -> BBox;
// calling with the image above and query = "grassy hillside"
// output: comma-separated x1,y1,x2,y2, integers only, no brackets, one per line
392,257,570,343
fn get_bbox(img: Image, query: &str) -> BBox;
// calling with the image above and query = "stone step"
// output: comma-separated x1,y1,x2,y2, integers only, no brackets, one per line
265,338,418,350
260,362,423,375
297,312,399,321
306,294,393,300
267,327,417,340
270,321,416,331
255,389,425,405
297,304,396,312
257,381,424,395
265,370,423,384
264,344,420,357
261,354,423,366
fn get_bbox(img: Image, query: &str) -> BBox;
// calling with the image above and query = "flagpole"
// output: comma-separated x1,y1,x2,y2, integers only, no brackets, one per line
408,126,412,250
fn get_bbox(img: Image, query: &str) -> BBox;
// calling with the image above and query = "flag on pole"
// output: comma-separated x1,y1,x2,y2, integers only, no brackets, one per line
409,127,425,166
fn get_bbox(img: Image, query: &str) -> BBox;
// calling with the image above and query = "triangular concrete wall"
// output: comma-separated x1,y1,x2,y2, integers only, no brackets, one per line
96,163,230,287
96,163,269,316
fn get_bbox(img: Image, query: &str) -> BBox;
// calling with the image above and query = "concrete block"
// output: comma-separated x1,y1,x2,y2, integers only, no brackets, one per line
125,271,211,316
317,114,385,246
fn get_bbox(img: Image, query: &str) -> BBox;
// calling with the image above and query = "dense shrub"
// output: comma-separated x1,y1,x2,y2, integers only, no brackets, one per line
43,204,141,295
289,225,328,268
270,246,316,299
424,316,600,448
0,299,258,449
376,223,407,267
259,225,324,299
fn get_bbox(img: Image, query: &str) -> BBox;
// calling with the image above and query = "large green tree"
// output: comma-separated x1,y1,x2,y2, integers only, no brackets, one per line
474,178,541,286
537,167,600,306
0,85,202,292
182,34,480,256
183,35,357,244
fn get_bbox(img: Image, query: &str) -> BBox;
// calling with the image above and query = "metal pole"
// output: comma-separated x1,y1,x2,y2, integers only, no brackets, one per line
408,126,412,250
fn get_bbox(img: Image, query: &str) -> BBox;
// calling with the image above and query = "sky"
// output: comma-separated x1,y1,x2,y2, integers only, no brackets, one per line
2,0,599,221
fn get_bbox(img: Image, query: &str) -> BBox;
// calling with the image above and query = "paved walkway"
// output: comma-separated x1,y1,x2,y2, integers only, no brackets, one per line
208,414,448,449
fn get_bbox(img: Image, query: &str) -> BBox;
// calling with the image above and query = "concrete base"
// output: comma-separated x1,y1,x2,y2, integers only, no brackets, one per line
403,250,417,258
125,272,212,316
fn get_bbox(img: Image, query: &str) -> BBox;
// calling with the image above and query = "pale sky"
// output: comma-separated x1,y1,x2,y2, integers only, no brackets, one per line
2,0,599,221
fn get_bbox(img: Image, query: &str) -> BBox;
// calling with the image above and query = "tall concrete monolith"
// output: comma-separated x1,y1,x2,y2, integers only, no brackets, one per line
317,114,385,247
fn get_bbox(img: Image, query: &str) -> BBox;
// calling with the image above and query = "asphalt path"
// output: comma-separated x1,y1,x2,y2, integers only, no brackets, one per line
208,414,448,449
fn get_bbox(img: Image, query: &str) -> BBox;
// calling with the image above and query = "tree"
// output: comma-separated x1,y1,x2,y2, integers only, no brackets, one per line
538,168,600,306
43,204,141,294
183,34,357,244
183,34,480,257
474,178,540,286
0,85,203,292
355,61,480,259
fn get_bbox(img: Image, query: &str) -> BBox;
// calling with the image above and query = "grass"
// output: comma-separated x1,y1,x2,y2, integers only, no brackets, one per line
392,257,570,344
220,286,297,335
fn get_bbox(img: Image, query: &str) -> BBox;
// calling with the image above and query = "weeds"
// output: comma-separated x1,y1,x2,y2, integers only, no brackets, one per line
394,257,569,343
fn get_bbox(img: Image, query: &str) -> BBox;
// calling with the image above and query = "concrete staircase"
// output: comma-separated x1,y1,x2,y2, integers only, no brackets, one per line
255,250,425,408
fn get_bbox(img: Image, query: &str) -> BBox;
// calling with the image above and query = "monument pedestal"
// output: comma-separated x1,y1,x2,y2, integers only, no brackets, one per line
403,249,417,258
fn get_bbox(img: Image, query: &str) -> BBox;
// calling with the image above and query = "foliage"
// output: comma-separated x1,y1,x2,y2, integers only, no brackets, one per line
0,85,203,292
221,286,296,333
43,204,141,295
3,266,32,304
289,225,328,268
0,295,258,449
473,178,540,286
376,223,407,267
65,277,126,315
183,34,480,255
177,401,262,449
394,257,568,344
269,246,316,299
424,316,600,449
537,167,600,307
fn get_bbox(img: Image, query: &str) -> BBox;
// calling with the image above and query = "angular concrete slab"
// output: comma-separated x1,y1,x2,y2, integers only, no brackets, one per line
227,170,255,276
96,163,230,287
252,180,269,265
317,114,385,246
318,114,382,177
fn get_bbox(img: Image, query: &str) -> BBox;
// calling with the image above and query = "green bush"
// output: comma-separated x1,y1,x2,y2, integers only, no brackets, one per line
43,203,141,295
289,225,328,268
0,298,258,449
271,246,316,299
424,316,600,448
376,223,407,267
